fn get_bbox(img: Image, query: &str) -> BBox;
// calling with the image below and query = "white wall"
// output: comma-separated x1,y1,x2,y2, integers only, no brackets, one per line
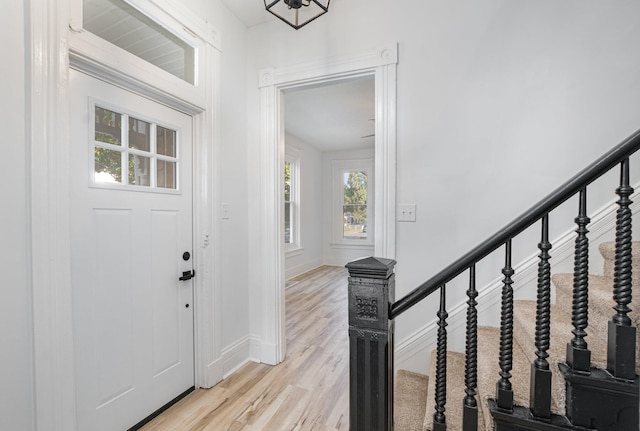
1,3,35,430
247,0,640,359
178,0,252,367
322,148,375,266
284,133,324,280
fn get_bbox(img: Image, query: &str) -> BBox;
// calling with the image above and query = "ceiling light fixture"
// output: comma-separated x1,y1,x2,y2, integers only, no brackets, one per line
264,0,330,30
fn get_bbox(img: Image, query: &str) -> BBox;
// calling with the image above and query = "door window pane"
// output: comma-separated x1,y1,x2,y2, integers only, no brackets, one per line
157,127,176,157
129,117,151,151
157,160,176,189
93,105,178,190
94,148,122,183
129,154,151,186
95,107,122,146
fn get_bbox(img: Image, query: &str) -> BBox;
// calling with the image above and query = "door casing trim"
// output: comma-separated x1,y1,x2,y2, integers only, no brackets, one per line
28,1,223,430
258,44,398,364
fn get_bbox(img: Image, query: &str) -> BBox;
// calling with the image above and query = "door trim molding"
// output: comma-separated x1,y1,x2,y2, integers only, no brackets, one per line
28,0,77,429
258,44,398,364
28,0,223,429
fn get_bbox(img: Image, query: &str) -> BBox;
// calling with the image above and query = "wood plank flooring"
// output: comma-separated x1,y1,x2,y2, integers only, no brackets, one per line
140,265,350,431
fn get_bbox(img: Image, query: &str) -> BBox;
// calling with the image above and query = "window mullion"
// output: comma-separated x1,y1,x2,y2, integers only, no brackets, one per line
150,122,157,188
122,113,130,185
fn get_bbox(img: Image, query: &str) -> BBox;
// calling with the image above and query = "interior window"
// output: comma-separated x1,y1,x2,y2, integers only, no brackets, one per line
342,171,368,240
284,149,301,249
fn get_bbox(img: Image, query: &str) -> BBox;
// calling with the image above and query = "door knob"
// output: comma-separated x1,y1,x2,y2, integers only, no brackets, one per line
179,270,195,281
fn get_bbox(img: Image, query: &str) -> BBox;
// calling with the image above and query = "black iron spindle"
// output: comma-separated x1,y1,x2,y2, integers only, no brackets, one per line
608,158,636,380
497,239,515,411
530,214,552,418
433,285,448,431
463,266,478,431
567,187,591,372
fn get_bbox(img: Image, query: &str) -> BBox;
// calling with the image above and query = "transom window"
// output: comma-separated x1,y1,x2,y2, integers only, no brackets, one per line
82,0,197,84
93,105,179,190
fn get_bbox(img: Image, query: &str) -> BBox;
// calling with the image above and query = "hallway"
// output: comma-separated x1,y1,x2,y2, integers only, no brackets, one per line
140,265,349,430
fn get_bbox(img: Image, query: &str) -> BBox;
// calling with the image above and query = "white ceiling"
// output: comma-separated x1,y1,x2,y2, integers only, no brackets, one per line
284,77,375,152
221,0,272,27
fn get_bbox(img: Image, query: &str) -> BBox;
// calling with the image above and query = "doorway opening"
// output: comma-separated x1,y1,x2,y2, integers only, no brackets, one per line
283,76,375,277
257,44,398,365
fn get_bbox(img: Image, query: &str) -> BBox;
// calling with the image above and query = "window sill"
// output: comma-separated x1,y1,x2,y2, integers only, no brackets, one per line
329,242,374,250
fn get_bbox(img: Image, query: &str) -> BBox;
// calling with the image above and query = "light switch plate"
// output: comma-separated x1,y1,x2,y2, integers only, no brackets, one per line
398,204,417,222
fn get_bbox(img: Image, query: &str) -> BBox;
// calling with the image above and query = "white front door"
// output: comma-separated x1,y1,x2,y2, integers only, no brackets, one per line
69,69,195,431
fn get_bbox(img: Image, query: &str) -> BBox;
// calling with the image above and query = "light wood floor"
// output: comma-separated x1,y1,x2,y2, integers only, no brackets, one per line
140,265,350,431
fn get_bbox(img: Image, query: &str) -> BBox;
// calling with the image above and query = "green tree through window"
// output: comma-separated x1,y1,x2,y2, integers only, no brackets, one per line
343,171,367,239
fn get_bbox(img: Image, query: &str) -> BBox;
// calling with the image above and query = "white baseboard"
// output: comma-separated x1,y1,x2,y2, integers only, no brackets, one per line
285,258,323,281
220,336,251,377
260,341,279,366
216,335,263,380
202,357,223,389
395,187,640,375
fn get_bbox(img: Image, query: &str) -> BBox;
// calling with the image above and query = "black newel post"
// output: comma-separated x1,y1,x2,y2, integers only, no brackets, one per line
347,256,396,431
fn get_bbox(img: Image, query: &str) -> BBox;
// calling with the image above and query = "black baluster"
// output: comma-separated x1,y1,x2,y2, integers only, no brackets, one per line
567,188,591,372
463,266,478,431
433,285,448,431
497,239,514,411
608,158,636,380
530,214,552,418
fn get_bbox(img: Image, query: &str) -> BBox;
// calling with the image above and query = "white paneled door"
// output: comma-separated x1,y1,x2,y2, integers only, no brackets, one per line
69,69,195,431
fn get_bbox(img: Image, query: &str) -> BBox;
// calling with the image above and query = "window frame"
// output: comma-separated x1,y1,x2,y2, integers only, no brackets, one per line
284,146,302,254
331,158,374,247
68,0,219,111
89,99,182,194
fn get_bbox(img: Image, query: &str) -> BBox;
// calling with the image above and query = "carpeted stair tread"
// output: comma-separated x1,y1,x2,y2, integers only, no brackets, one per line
553,273,640,373
394,241,639,430
513,299,611,415
395,370,429,431
476,325,539,431
422,350,486,431
599,241,640,287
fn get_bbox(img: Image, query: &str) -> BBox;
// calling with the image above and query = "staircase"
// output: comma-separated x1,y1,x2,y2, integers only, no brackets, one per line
346,130,640,431
394,241,640,431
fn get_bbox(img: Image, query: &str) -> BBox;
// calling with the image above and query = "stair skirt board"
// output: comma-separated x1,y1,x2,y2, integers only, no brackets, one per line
395,187,640,375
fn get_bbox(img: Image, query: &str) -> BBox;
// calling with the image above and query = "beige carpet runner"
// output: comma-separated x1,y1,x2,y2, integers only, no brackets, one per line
394,241,639,431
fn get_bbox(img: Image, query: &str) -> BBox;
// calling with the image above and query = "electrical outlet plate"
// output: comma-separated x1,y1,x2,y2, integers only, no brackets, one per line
398,204,416,222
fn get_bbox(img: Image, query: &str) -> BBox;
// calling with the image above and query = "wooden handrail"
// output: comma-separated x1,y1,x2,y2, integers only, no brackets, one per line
390,129,640,319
